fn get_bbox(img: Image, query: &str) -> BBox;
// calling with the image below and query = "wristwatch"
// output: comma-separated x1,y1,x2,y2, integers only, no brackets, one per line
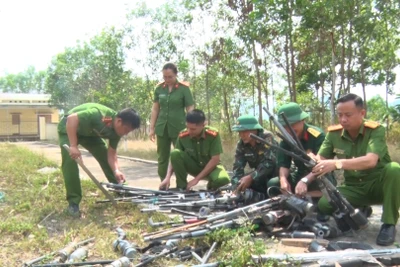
300,177,309,185
335,161,343,170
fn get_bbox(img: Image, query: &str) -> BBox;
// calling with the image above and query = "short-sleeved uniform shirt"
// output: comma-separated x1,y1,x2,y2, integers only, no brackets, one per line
318,120,391,183
277,123,325,180
175,126,222,167
231,131,278,185
58,103,121,149
154,81,194,138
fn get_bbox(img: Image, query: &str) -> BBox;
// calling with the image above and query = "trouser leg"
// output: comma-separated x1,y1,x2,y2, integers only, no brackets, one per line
157,126,176,180
80,137,117,184
59,133,82,205
206,165,230,190
170,149,202,189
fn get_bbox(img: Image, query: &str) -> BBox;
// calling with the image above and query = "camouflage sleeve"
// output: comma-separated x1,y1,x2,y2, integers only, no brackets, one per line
252,133,278,182
231,142,247,186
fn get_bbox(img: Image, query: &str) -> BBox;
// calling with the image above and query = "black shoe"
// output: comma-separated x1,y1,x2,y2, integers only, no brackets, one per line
360,206,373,218
376,224,396,246
67,203,80,217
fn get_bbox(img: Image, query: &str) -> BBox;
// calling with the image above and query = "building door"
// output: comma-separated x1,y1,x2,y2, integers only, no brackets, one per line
11,113,20,135
37,115,52,136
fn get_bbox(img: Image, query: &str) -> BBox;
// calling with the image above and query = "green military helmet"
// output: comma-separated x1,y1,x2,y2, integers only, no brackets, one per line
277,102,309,126
232,115,263,131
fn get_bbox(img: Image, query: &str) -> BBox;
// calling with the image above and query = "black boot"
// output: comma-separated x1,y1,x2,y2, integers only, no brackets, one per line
376,224,396,246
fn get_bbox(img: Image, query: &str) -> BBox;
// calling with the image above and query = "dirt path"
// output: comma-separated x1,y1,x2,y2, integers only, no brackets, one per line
15,141,204,190
15,141,400,252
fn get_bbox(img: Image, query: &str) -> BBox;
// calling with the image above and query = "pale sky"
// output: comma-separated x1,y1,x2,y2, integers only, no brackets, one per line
0,0,137,74
0,0,398,102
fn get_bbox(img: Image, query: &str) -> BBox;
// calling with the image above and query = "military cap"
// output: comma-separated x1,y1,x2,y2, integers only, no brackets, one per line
232,115,263,131
277,102,309,126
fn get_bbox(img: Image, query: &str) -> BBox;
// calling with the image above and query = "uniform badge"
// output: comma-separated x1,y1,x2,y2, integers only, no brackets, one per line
102,116,113,127
333,148,345,154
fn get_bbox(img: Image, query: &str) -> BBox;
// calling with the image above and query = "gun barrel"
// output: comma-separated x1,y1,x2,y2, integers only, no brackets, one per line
252,248,400,263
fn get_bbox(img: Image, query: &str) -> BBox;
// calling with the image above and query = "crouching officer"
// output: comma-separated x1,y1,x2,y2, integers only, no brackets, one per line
58,103,141,216
159,109,230,191
267,102,335,197
231,115,278,194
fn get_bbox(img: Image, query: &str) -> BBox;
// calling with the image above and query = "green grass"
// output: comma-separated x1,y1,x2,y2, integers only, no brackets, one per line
0,143,273,266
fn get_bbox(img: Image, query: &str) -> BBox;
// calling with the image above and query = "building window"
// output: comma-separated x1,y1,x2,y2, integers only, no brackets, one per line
12,114,20,125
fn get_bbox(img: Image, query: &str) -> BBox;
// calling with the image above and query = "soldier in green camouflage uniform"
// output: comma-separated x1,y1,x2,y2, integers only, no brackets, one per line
58,103,141,216
231,115,278,193
267,102,336,197
159,109,230,191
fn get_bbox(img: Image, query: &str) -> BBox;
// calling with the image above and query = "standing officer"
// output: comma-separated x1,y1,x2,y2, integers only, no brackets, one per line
313,93,400,246
159,109,230,191
267,102,333,197
149,63,194,182
58,103,141,216
231,115,278,193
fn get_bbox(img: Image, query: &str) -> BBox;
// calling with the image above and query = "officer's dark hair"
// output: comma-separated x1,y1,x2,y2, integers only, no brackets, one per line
162,63,178,75
186,109,206,124
117,108,141,129
336,93,364,109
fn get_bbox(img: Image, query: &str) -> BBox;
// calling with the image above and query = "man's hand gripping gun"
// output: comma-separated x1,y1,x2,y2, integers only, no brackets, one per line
249,107,369,234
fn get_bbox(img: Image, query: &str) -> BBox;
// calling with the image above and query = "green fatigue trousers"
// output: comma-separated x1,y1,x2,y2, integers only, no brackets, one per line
248,175,273,195
318,162,400,225
170,149,230,190
267,173,337,196
59,133,117,205
157,125,177,180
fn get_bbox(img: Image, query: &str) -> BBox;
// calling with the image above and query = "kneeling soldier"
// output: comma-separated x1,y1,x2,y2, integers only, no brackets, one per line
231,115,278,194
159,109,230,191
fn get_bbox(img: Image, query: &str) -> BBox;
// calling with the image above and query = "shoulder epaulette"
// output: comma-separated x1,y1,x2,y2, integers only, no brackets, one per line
179,130,190,138
205,128,218,137
102,116,113,127
178,80,190,87
364,120,380,129
156,81,165,87
307,127,321,138
327,124,343,132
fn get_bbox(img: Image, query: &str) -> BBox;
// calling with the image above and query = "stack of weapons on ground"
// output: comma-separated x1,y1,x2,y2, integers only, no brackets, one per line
31,107,400,266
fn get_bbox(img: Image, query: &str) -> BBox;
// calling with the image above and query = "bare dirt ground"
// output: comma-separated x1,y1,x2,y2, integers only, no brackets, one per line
15,141,400,255
15,141,208,190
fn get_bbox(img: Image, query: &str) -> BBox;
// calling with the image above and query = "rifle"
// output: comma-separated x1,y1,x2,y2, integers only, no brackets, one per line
144,194,314,241
252,248,400,264
250,106,369,234
23,237,95,266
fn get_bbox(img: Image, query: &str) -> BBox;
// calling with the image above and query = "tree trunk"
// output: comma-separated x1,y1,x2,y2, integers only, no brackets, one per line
386,71,390,138
222,85,231,133
340,24,345,95
284,34,292,100
192,54,197,106
360,51,367,114
288,0,296,102
205,63,211,125
346,20,353,94
252,40,263,124
330,32,336,125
